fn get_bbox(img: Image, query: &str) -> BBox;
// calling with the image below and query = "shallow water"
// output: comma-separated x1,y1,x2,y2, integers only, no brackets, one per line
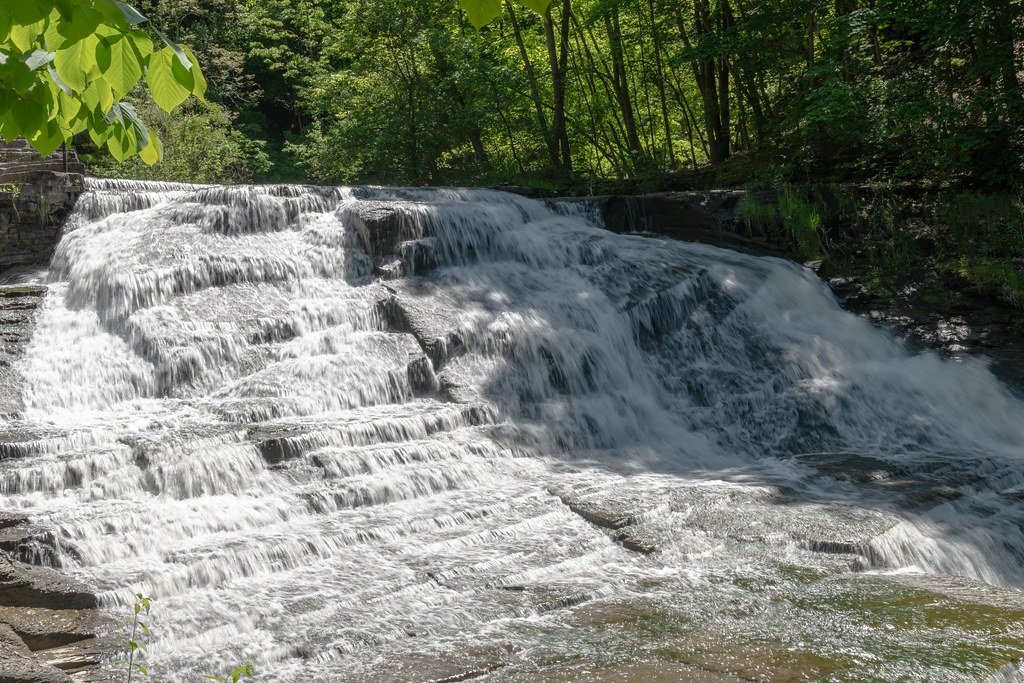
2,179,1023,681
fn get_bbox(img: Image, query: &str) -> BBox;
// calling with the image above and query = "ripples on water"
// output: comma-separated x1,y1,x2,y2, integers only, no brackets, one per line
1,179,1023,681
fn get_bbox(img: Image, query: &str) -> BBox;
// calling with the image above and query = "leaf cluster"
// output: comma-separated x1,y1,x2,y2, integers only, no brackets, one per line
0,0,206,162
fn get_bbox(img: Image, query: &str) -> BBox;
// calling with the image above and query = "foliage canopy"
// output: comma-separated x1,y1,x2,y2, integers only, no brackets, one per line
0,0,206,162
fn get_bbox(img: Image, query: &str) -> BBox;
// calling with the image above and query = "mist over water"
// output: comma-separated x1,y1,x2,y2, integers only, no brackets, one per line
3,178,1024,680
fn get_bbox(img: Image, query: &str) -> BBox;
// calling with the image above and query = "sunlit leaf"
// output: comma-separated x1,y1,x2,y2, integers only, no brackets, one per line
459,0,502,28
92,0,130,29
138,129,161,164
146,46,191,112
153,26,191,70
98,33,142,99
80,75,114,120
29,118,65,156
11,98,47,137
10,19,46,52
182,46,206,99
54,34,100,91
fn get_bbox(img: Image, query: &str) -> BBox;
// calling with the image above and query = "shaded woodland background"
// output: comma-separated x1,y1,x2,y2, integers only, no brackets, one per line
86,0,1024,191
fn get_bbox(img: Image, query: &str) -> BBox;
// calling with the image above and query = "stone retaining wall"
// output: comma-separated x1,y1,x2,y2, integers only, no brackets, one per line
0,139,86,273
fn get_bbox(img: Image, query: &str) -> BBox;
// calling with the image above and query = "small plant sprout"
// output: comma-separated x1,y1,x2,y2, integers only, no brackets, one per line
113,593,152,682
204,663,255,682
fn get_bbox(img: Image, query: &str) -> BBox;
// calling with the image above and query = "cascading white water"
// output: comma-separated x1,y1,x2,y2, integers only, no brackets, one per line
2,178,1024,681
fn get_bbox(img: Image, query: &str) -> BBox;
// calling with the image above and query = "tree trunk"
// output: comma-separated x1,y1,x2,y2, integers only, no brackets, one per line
545,0,572,175
507,1,559,168
605,5,643,160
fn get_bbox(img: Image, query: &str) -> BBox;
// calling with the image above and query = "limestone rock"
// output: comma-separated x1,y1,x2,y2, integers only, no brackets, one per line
0,556,97,610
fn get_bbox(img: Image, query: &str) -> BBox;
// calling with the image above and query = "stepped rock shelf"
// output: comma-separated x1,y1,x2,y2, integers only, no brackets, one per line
0,179,1023,682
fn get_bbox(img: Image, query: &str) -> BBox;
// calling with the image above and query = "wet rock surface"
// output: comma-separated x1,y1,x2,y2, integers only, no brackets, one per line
0,554,111,682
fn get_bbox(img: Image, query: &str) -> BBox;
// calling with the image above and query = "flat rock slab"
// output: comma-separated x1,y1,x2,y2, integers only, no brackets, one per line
555,477,901,559
0,556,96,610
35,631,121,677
0,639,71,683
0,606,110,651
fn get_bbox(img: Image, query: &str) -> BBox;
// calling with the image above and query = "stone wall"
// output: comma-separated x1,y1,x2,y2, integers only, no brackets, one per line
0,139,86,273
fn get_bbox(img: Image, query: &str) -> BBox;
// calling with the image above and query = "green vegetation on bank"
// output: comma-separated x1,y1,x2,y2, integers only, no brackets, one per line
739,185,1024,316
68,0,1023,191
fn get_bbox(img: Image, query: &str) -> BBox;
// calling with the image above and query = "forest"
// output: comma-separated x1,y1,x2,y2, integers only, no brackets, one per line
80,0,1024,192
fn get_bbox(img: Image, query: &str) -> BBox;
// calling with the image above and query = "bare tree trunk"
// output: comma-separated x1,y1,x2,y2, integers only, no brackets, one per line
545,0,572,174
605,5,643,161
507,1,559,168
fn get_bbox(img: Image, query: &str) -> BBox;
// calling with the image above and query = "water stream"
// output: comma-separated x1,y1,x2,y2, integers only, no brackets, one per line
2,179,1024,681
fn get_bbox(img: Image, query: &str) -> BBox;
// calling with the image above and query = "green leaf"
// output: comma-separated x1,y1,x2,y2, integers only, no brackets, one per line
30,119,65,156
11,98,47,138
65,103,89,134
10,19,46,52
153,27,191,70
6,59,37,94
9,0,53,25
106,126,135,162
53,0,73,22
459,0,502,28
113,0,148,26
123,28,153,66
24,49,55,70
0,8,12,43
54,4,102,46
82,75,113,114
102,125,134,163
54,34,100,91
146,46,191,112
92,0,129,29
98,34,142,99
87,115,110,145
181,47,206,99
202,677,224,681
0,108,23,141
135,664,148,676
138,130,161,164
515,0,552,13
47,63,72,96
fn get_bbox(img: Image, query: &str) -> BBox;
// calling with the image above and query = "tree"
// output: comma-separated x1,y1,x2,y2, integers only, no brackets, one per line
0,0,206,163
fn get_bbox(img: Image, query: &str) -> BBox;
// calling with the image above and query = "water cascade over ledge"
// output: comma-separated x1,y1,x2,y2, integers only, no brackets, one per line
3,178,1024,681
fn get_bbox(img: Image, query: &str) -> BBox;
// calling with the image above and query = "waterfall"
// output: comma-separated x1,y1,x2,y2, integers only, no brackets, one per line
2,179,1023,681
